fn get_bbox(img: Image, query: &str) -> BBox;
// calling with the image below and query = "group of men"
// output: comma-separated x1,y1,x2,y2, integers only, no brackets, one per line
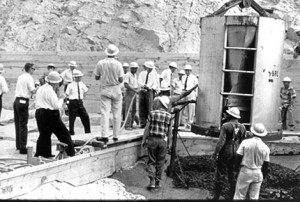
0,43,297,199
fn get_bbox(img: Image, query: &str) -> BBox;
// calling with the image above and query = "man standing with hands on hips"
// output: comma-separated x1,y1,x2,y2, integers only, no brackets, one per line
93,44,124,143
14,63,37,154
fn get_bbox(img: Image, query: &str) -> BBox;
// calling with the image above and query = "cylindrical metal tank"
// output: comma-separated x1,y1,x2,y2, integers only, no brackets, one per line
193,16,286,139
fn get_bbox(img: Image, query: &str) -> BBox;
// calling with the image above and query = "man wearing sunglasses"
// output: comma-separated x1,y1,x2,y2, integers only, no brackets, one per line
13,63,37,154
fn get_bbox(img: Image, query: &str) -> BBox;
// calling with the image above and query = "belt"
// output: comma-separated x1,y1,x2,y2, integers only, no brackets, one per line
149,134,165,139
16,97,29,101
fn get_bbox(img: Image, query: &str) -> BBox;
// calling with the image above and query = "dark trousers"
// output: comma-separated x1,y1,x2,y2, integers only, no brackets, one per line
160,90,170,96
0,94,2,120
124,90,136,127
68,99,91,135
147,136,167,182
139,90,154,127
35,108,75,158
13,98,29,150
214,144,237,199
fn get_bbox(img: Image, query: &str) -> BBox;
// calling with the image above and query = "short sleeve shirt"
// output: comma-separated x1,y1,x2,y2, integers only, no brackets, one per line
124,72,138,89
65,81,88,100
15,72,35,99
280,86,296,105
237,137,270,169
93,58,124,87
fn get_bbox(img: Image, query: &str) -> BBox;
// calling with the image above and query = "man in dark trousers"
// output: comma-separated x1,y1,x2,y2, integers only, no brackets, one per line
212,107,246,199
35,71,75,158
14,63,37,154
65,69,91,135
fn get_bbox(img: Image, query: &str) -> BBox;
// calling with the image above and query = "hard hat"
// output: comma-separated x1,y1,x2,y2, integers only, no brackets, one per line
178,70,185,75
123,62,129,67
105,44,119,56
72,69,84,77
226,107,241,119
48,63,56,68
68,61,78,67
144,61,155,69
0,63,4,73
250,123,267,137
158,96,170,109
169,62,177,68
45,71,63,83
184,64,192,70
130,62,139,68
283,77,292,82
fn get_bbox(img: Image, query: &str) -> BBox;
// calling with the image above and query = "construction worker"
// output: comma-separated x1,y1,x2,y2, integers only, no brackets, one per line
280,77,296,131
93,44,124,143
13,63,37,154
160,62,177,96
0,64,8,125
138,61,159,128
124,62,139,130
39,63,63,96
212,107,246,200
65,69,91,135
142,96,172,190
182,64,198,129
121,62,130,122
234,123,270,200
35,71,75,158
172,70,185,126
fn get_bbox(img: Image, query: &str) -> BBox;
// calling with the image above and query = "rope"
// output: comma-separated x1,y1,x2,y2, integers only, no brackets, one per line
120,93,137,131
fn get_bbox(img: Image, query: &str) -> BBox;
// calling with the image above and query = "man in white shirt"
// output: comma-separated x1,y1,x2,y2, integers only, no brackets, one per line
14,63,37,154
93,44,124,143
138,61,158,128
182,64,198,129
234,123,270,200
65,70,91,135
124,62,139,130
0,64,8,125
160,62,177,96
61,61,77,92
35,71,75,158
172,70,185,125
121,62,129,122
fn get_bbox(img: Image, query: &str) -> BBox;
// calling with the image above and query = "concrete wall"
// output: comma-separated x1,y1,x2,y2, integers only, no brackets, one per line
0,52,299,128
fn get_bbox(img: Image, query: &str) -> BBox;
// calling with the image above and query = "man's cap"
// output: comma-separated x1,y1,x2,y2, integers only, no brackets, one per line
144,61,155,69
123,62,129,67
105,44,119,56
226,107,241,119
184,64,192,70
169,62,177,68
178,70,185,75
130,62,139,68
45,71,63,83
158,96,170,109
68,61,78,67
72,69,84,77
283,77,292,82
250,123,267,137
48,63,56,68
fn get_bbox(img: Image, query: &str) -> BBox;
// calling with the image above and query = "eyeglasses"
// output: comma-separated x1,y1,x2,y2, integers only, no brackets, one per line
31,67,35,71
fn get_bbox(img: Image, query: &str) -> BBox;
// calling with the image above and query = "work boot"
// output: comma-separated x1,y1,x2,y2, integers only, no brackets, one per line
147,178,155,190
96,137,109,144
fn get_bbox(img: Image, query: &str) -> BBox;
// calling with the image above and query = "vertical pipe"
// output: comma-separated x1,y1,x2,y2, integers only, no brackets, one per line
167,109,179,177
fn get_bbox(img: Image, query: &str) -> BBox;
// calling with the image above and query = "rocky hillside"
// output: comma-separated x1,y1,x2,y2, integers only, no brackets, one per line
0,0,300,53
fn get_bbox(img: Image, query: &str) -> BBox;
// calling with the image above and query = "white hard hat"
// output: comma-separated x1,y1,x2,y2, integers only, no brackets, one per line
144,61,155,69
130,62,139,68
123,62,129,67
178,70,185,75
45,71,62,83
184,64,192,70
72,69,84,77
0,63,4,73
283,77,292,82
226,107,241,119
250,123,267,137
169,62,177,68
68,61,78,67
158,96,170,109
105,44,119,56
48,63,56,68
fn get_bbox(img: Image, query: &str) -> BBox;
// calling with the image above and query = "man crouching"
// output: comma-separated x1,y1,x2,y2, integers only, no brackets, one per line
142,96,172,190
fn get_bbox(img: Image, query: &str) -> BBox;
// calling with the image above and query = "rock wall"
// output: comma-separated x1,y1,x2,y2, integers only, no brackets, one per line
0,0,300,53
